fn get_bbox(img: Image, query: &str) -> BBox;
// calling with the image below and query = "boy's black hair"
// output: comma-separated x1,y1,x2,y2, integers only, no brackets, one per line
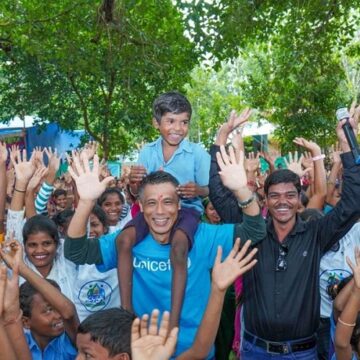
77,308,135,357
153,91,192,123
91,205,109,233
20,279,61,317
97,188,125,207
138,171,180,200
53,188,67,198
264,169,301,195
23,215,59,247
52,209,75,229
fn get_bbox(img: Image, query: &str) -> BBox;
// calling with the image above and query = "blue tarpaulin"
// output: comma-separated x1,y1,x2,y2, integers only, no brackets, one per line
0,123,85,155
25,123,85,154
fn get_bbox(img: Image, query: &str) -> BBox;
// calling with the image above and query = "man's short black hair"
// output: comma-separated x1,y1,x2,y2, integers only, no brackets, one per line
77,308,135,357
264,169,301,195
153,91,192,123
20,279,61,317
138,171,180,200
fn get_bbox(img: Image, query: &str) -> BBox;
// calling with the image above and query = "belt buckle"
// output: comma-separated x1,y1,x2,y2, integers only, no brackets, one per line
266,341,290,354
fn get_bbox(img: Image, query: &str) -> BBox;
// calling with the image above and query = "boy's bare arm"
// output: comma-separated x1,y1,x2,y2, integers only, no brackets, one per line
67,152,113,239
0,265,22,360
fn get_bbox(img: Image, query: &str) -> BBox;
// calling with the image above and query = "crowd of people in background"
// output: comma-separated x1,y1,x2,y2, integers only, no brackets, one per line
0,91,360,359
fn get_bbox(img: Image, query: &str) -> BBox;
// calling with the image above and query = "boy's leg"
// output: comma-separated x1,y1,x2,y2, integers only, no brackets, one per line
169,208,200,329
170,231,189,329
116,213,149,312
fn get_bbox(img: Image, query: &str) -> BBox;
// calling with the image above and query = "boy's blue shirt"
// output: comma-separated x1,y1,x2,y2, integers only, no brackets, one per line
138,137,210,213
97,223,235,359
26,331,77,360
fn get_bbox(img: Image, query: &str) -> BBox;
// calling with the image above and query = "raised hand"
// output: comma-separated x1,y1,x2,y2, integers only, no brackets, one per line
284,151,311,178
0,237,24,272
44,147,61,184
27,166,48,191
212,239,258,292
245,152,260,174
293,137,321,156
0,240,21,323
216,145,247,192
32,147,44,169
67,152,114,201
10,147,35,185
131,310,178,360
301,152,314,171
216,108,252,145
261,149,278,165
82,141,98,161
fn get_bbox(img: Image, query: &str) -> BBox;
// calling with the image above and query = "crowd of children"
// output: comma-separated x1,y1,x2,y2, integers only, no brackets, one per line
0,91,360,360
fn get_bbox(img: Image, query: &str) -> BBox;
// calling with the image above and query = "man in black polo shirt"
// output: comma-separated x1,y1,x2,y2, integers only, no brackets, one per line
209,109,360,359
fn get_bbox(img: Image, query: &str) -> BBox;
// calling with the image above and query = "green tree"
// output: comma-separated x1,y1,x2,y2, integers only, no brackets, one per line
180,1,360,150
0,0,197,158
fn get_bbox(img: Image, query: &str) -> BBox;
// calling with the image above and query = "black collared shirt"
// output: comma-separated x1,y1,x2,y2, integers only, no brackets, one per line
209,147,360,341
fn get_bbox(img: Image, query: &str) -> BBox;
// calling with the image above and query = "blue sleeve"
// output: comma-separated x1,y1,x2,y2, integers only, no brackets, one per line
138,146,150,170
194,144,210,187
96,231,120,272
195,223,235,268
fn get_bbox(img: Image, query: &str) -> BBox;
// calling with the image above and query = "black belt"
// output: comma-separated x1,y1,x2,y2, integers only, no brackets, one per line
244,331,317,354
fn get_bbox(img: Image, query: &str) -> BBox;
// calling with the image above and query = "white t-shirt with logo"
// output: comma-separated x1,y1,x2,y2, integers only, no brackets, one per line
319,222,360,318
72,224,124,322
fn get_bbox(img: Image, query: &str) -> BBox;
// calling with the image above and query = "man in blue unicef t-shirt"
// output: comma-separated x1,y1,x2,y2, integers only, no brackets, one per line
65,157,265,359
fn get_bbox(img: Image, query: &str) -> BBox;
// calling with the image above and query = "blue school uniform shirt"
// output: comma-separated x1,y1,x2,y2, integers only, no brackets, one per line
97,223,234,359
25,331,77,360
138,137,210,213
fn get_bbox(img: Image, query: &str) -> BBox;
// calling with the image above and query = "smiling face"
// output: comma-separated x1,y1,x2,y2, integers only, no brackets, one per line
24,231,57,277
205,201,221,224
265,182,300,225
23,293,64,345
54,194,67,210
139,182,180,244
153,112,190,147
89,213,106,239
101,193,123,226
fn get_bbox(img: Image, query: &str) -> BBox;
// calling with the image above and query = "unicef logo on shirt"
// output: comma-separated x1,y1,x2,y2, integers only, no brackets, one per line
78,280,112,312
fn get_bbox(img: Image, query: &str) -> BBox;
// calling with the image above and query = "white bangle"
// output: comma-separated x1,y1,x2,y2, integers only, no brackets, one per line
312,154,325,161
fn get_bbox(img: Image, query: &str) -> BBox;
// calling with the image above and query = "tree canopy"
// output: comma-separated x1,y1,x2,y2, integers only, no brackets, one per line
0,0,197,158
180,0,360,151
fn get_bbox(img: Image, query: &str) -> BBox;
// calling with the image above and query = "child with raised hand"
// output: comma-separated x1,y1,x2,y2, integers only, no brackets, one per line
63,151,123,320
118,91,211,329
0,261,32,360
7,146,77,301
334,247,360,360
0,237,79,359
131,238,258,360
